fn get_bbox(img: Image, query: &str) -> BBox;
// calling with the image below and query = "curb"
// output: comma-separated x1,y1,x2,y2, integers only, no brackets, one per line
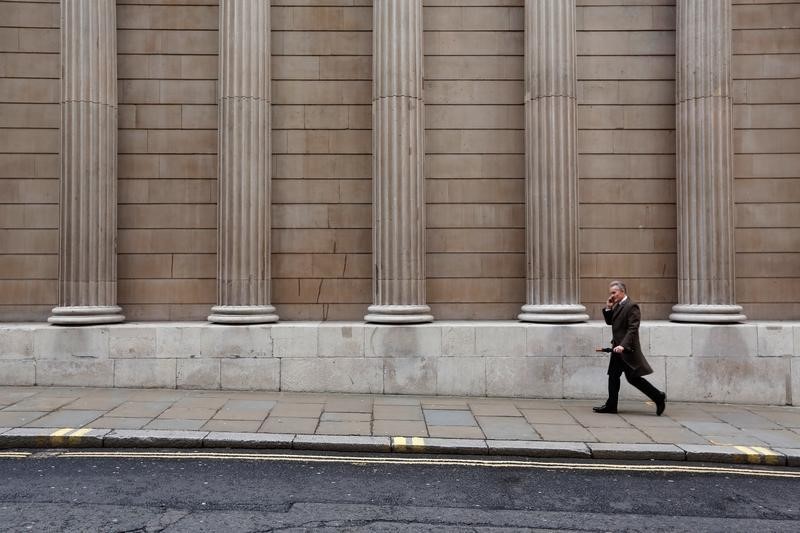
0,428,796,467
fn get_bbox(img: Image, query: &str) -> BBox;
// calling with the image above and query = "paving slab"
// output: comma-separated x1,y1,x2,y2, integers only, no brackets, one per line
105,401,172,418
487,440,591,458
201,420,262,433
145,419,206,431
586,427,653,444
88,417,151,430
270,403,324,418
104,429,207,448
203,432,293,449
373,420,427,437
316,421,371,436
259,417,318,434
325,398,372,413
588,443,685,461
0,411,47,426
23,410,105,428
3,396,77,411
521,409,577,425
427,425,484,439
470,403,521,417
320,412,371,423
476,417,540,440
533,424,596,442
373,405,423,421
423,409,476,427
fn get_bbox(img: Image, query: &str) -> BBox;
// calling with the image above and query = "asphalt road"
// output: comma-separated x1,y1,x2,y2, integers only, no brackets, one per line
0,450,798,532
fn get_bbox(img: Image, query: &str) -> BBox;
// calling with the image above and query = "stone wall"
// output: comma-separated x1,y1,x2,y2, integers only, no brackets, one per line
1,321,797,405
0,0,798,322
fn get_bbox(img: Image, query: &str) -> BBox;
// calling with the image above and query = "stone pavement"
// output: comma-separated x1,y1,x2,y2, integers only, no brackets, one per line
1,386,799,466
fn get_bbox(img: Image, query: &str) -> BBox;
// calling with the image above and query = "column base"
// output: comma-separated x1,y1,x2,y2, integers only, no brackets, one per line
365,305,433,324
518,304,589,324
48,306,125,326
670,304,746,324
208,305,279,324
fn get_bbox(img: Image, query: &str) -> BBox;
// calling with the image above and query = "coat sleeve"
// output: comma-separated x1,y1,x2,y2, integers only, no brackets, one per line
619,304,640,351
602,307,613,325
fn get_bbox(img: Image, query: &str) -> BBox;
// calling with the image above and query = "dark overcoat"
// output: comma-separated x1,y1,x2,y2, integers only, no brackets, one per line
602,298,653,378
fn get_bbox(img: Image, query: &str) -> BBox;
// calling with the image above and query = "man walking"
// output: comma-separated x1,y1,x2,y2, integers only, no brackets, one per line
593,280,666,415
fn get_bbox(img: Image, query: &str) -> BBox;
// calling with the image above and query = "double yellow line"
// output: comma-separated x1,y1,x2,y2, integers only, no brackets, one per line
54,450,800,479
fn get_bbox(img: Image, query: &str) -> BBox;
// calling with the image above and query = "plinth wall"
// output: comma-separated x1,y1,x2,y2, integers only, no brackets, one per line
1,321,798,405
1,0,799,321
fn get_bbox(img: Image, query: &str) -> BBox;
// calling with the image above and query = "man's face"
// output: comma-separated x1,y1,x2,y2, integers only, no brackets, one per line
608,286,624,304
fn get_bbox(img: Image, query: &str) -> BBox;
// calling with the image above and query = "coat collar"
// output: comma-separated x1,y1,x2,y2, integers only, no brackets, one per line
612,297,628,321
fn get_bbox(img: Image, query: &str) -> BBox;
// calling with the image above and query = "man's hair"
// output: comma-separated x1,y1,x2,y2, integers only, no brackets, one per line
609,280,627,293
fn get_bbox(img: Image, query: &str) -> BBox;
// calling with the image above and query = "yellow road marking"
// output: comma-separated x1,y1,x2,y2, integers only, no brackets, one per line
54,451,800,479
69,428,92,438
751,446,783,465
735,445,769,464
392,436,426,451
50,428,73,437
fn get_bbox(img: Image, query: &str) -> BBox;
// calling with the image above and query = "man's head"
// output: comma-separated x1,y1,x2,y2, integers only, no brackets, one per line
608,280,627,304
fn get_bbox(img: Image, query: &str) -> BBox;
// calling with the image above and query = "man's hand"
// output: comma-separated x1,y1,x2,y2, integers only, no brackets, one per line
606,296,616,309
613,345,624,354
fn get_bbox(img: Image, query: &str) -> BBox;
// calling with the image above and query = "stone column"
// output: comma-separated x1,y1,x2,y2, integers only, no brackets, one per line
518,0,588,323
49,0,124,325
208,0,278,324
670,0,745,323
365,0,432,324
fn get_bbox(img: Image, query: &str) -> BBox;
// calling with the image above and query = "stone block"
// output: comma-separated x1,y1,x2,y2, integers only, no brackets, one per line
104,429,207,448
648,322,693,357
588,443,685,461
365,325,442,358
757,323,794,357
293,435,391,453
115,359,176,389
486,357,562,398
562,356,608,399
220,359,280,391
34,326,109,359
441,323,476,356
157,325,271,358
271,323,319,357
527,323,604,357
691,325,757,357
0,326,34,359
0,361,35,385
487,440,591,458
384,358,437,395
203,432,294,449
108,325,157,358
476,323,526,357
405,438,488,455
666,357,787,405
281,358,383,394
177,359,220,390
36,360,114,387
317,323,364,357
436,357,485,396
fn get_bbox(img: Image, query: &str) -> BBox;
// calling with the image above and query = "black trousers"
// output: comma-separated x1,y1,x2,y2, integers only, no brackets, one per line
607,355,662,408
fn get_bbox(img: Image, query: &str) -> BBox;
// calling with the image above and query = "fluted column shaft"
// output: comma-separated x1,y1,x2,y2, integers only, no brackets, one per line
519,0,587,323
50,0,123,325
670,0,745,323
365,0,432,324
209,0,278,324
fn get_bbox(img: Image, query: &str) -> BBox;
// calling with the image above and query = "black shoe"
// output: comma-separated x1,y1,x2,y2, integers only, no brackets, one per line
592,403,617,414
656,392,666,416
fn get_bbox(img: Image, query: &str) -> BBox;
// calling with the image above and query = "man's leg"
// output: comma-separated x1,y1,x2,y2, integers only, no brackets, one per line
606,357,624,409
624,373,661,403
625,372,667,415
594,356,623,413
